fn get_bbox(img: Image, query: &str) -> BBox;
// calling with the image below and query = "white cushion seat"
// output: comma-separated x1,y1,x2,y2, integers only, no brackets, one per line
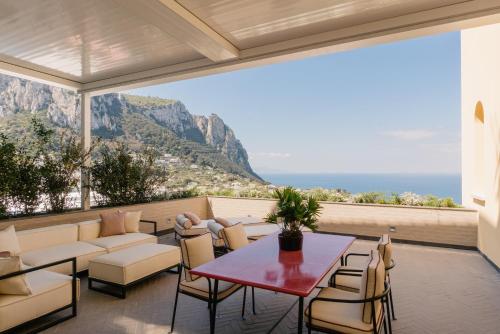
21,241,106,274
85,233,157,253
223,216,262,225
0,269,80,332
89,243,180,285
179,277,241,300
305,288,383,334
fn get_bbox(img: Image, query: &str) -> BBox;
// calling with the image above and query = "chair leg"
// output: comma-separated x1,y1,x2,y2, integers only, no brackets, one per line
242,286,247,319
385,296,393,334
387,273,396,320
389,290,396,320
170,265,182,333
251,286,256,315
383,315,388,334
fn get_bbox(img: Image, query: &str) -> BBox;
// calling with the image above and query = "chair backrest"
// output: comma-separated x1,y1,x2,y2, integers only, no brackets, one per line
377,234,392,269
360,250,385,324
179,233,214,281
221,223,248,251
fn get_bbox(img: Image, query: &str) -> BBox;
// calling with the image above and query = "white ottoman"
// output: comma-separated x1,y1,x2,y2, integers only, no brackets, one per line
88,243,180,298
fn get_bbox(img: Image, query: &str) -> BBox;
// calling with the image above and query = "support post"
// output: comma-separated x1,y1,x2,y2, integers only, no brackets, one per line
80,92,91,211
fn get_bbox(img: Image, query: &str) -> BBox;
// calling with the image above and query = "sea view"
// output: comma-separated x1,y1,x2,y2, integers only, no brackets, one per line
260,173,462,204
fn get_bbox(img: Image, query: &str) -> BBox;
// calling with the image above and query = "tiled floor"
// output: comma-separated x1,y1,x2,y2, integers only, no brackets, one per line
41,234,500,334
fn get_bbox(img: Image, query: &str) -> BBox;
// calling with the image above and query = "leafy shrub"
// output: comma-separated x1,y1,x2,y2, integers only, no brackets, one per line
266,187,321,237
353,192,387,204
0,135,16,217
36,122,91,213
308,188,330,201
0,119,92,215
91,144,166,206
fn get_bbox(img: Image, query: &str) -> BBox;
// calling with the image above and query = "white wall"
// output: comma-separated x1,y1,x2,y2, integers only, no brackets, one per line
461,25,500,267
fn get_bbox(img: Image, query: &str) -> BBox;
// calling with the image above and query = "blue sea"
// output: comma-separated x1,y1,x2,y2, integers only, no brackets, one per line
259,173,462,204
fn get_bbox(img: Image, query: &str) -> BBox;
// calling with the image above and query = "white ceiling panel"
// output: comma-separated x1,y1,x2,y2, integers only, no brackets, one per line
178,0,468,49
0,0,203,83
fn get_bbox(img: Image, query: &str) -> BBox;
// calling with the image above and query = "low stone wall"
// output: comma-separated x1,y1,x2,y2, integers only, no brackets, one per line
2,196,479,248
0,197,209,234
208,197,478,248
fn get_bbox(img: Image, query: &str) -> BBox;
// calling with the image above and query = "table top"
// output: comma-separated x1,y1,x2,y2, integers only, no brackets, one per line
190,232,355,297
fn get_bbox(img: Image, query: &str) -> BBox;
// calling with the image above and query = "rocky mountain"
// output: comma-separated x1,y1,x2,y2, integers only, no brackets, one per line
0,74,262,181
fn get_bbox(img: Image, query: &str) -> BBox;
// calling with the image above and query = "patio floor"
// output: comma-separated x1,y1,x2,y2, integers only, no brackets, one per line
42,234,500,334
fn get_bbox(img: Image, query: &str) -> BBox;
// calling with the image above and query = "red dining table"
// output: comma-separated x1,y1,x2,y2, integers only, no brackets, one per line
190,232,355,334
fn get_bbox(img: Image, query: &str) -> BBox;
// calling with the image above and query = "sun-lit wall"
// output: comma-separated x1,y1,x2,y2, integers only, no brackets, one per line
461,24,500,267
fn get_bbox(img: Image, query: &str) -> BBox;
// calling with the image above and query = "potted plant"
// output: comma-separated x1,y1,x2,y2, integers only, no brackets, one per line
266,187,321,251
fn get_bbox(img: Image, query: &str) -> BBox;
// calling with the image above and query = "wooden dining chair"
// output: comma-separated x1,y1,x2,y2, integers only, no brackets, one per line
306,251,392,334
170,233,246,333
331,234,397,320
220,223,256,318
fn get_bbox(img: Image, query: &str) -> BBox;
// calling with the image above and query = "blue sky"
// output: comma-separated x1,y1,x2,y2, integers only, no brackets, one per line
127,32,461,174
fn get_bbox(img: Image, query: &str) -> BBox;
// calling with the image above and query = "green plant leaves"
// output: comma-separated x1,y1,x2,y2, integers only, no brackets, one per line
265,186,321,234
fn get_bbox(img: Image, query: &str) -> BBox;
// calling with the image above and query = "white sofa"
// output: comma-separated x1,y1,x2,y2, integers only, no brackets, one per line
17,220,158,275
0,257,79,333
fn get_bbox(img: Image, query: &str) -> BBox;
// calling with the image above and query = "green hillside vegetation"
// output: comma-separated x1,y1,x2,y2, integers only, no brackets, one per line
121,94,176,108
119,110,259,180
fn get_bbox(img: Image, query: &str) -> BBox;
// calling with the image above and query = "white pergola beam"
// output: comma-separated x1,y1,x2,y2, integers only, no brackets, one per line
80,92,91,211
116,0,239,62
0,60,81,91
81,0,500,95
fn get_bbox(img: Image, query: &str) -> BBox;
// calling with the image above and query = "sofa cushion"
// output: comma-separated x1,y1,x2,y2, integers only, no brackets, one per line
224,216,262,225
85,233,157,253
207,220,224,238
0,256,32,295
89,244,180,285
77,220,101,241
176,214,192,229
0,269,79,332
21,241,106,274
184,212,202,225
99,211,126,237
120,210,142,233
0,225,21,255
17,224,78,253
214,217,231,227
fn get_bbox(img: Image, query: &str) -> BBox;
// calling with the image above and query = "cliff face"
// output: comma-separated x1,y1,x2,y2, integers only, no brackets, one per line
0,74,261,180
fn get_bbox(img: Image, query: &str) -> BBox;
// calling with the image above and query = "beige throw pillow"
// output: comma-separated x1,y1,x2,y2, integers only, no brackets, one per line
0,225,21,255
183,212,202,225
119,210,142,233
0,256,32,295
214,217,231,228
99,211,126,237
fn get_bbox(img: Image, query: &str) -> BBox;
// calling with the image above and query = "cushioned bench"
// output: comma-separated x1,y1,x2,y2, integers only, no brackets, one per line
17,219,158,275
88,243,180,298
174,215,264,243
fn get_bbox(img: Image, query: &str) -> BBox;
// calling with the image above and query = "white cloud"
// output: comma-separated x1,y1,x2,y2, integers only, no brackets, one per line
380,129,436,141
249,152,292,159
